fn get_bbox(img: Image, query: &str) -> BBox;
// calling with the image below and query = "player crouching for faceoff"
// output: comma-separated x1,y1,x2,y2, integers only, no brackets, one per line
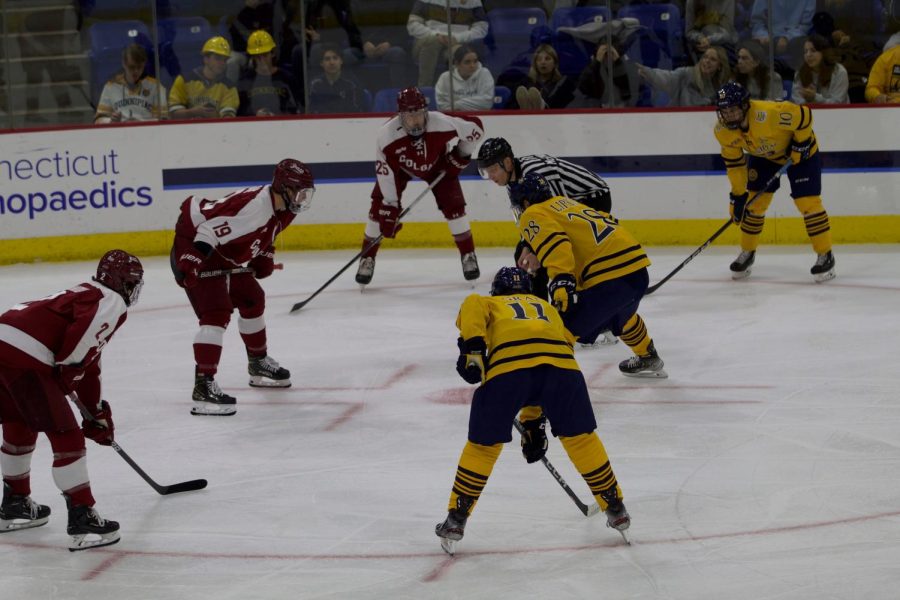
714,81,835,282
0,250,143,551
171,159,315,416
354,86,484,287
510,172,667,378
436,267,630,555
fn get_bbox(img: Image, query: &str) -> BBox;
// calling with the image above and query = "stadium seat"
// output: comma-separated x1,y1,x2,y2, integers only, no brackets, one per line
550,6,611,76
157,16,212,78
420,86,437,110
372,87,400,113
361,89,373,112
88,20,153,104
492,85,511,109
485,8,548,77
617,3,684,69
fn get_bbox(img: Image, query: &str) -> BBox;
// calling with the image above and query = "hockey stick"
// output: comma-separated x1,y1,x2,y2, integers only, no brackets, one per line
67,393,208,495
199,264,283,278
513,420,601,517
645,159,793,295
289,171,447,313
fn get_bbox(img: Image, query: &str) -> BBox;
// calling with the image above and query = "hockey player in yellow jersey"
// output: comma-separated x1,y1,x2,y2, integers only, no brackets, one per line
435,267,630,555
714,81,835,282
509,171,666,378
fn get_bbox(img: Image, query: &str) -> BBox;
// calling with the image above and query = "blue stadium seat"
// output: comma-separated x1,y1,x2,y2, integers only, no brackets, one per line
485,8,548,76
157,16,212,78
372,87,400,113
617,3,684,69
420,86,437,110
550,6,611,76
361,89,373,112
492,85,511,109
782,79,792,101
88,20,153,103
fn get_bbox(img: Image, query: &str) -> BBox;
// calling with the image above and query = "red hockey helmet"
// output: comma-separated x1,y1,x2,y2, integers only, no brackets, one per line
94,249,144,306
397,87,428,137
272,158,316,214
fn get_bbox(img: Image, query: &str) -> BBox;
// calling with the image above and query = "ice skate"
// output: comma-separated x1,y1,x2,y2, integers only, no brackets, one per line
248,354,291,388
191,374,237,416
579,330,618,348
619,341,667,378
65,495,120,552
355,257,375,287
0,483,50,532
811,250,835,283
435,495,474,556
461,252,480,282
600,489,631,545
730,250,755,280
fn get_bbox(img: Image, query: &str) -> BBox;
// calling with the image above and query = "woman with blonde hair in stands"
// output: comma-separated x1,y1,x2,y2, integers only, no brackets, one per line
515,44,576,110
792,34,849,104
637,45,731,106
734,39,784,100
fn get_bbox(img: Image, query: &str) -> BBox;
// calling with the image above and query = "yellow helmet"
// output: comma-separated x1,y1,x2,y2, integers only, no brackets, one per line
247,30,276,55
201,36,231,58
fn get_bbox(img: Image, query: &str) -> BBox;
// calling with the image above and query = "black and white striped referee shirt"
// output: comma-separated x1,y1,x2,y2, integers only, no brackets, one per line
513,154,612,212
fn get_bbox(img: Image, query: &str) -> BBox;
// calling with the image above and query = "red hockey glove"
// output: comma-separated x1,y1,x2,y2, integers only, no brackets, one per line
249,246,276,279
176,247,206,289
55,363,85,393
377,202,402,238
81,400,114,446
445,146,471,177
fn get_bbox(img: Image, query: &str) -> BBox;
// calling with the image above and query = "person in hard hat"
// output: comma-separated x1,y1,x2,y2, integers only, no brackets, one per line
237,30,302,116
169,36,239,119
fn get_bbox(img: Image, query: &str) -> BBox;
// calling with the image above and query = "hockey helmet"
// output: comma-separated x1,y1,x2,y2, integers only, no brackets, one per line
490,266,532,296
272,159,316,214
201,36,231,58
476,137,515,178
509,171,553,213
715,82,750,130
247,30,276,55
95,250,144,306
397,87,428,137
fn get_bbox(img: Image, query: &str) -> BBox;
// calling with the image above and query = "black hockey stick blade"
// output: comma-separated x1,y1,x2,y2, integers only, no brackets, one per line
513,420,600,517
111,442,207,495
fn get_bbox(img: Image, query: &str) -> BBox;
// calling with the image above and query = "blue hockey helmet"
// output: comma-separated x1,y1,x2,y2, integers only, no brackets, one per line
508,171,553,213
715,82,751,130
490,266,533,296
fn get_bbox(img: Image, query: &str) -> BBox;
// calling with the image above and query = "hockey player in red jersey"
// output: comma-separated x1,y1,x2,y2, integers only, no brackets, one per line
171,159,315,416
0,249,143,551
355,86,485,286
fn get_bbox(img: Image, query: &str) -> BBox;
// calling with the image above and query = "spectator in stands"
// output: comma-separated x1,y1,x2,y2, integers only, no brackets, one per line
791,34,849,105
865,43,900,103
238,30,302,116
810,10,882,104
684,0,738,64
308,43,367,114
435,44,494,111
94,44,167,124
227,0,298,83
513,44,577,110
637,45,730,106
304,0,364,61
572,41,641,108
733,40,784,100
750,0,815,70
169,36,239,119
407,0,489,87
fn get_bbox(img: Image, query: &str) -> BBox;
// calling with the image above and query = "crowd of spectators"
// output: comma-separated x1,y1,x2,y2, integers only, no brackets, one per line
87,0,899,124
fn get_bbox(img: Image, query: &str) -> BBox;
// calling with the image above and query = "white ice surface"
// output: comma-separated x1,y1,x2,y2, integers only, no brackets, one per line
0,245,898,600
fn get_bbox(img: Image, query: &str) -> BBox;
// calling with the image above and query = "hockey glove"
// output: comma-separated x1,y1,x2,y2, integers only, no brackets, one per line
444,147,471,178
377,202,403,238
519,415,548,464
456,336,487,385
55,363,85,393
548,274,578,314
249,246,276,279
176,246,207,289
790,138,812,164
729,192,749,224
81,400,114,446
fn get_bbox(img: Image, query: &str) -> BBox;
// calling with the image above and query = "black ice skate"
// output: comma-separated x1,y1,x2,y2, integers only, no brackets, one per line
730,250,755,280
0,483,50,533
355,257,375,286
619,341,667,378
600,488,631,545
811,250,835,283
65,495,120,551
461,252,480,281
435,495,474,556
248,355,291,388
191,374,237,416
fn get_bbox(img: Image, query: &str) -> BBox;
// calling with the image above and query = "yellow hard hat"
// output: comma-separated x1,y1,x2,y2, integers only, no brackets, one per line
201,36,231,57
247,30,276,55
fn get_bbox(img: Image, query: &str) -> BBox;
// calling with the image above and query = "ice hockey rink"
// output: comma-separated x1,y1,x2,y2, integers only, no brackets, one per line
0,244,898,600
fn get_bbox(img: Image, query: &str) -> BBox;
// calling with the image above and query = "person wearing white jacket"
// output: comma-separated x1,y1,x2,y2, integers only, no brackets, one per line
407,0,488,87
435,45,495,111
